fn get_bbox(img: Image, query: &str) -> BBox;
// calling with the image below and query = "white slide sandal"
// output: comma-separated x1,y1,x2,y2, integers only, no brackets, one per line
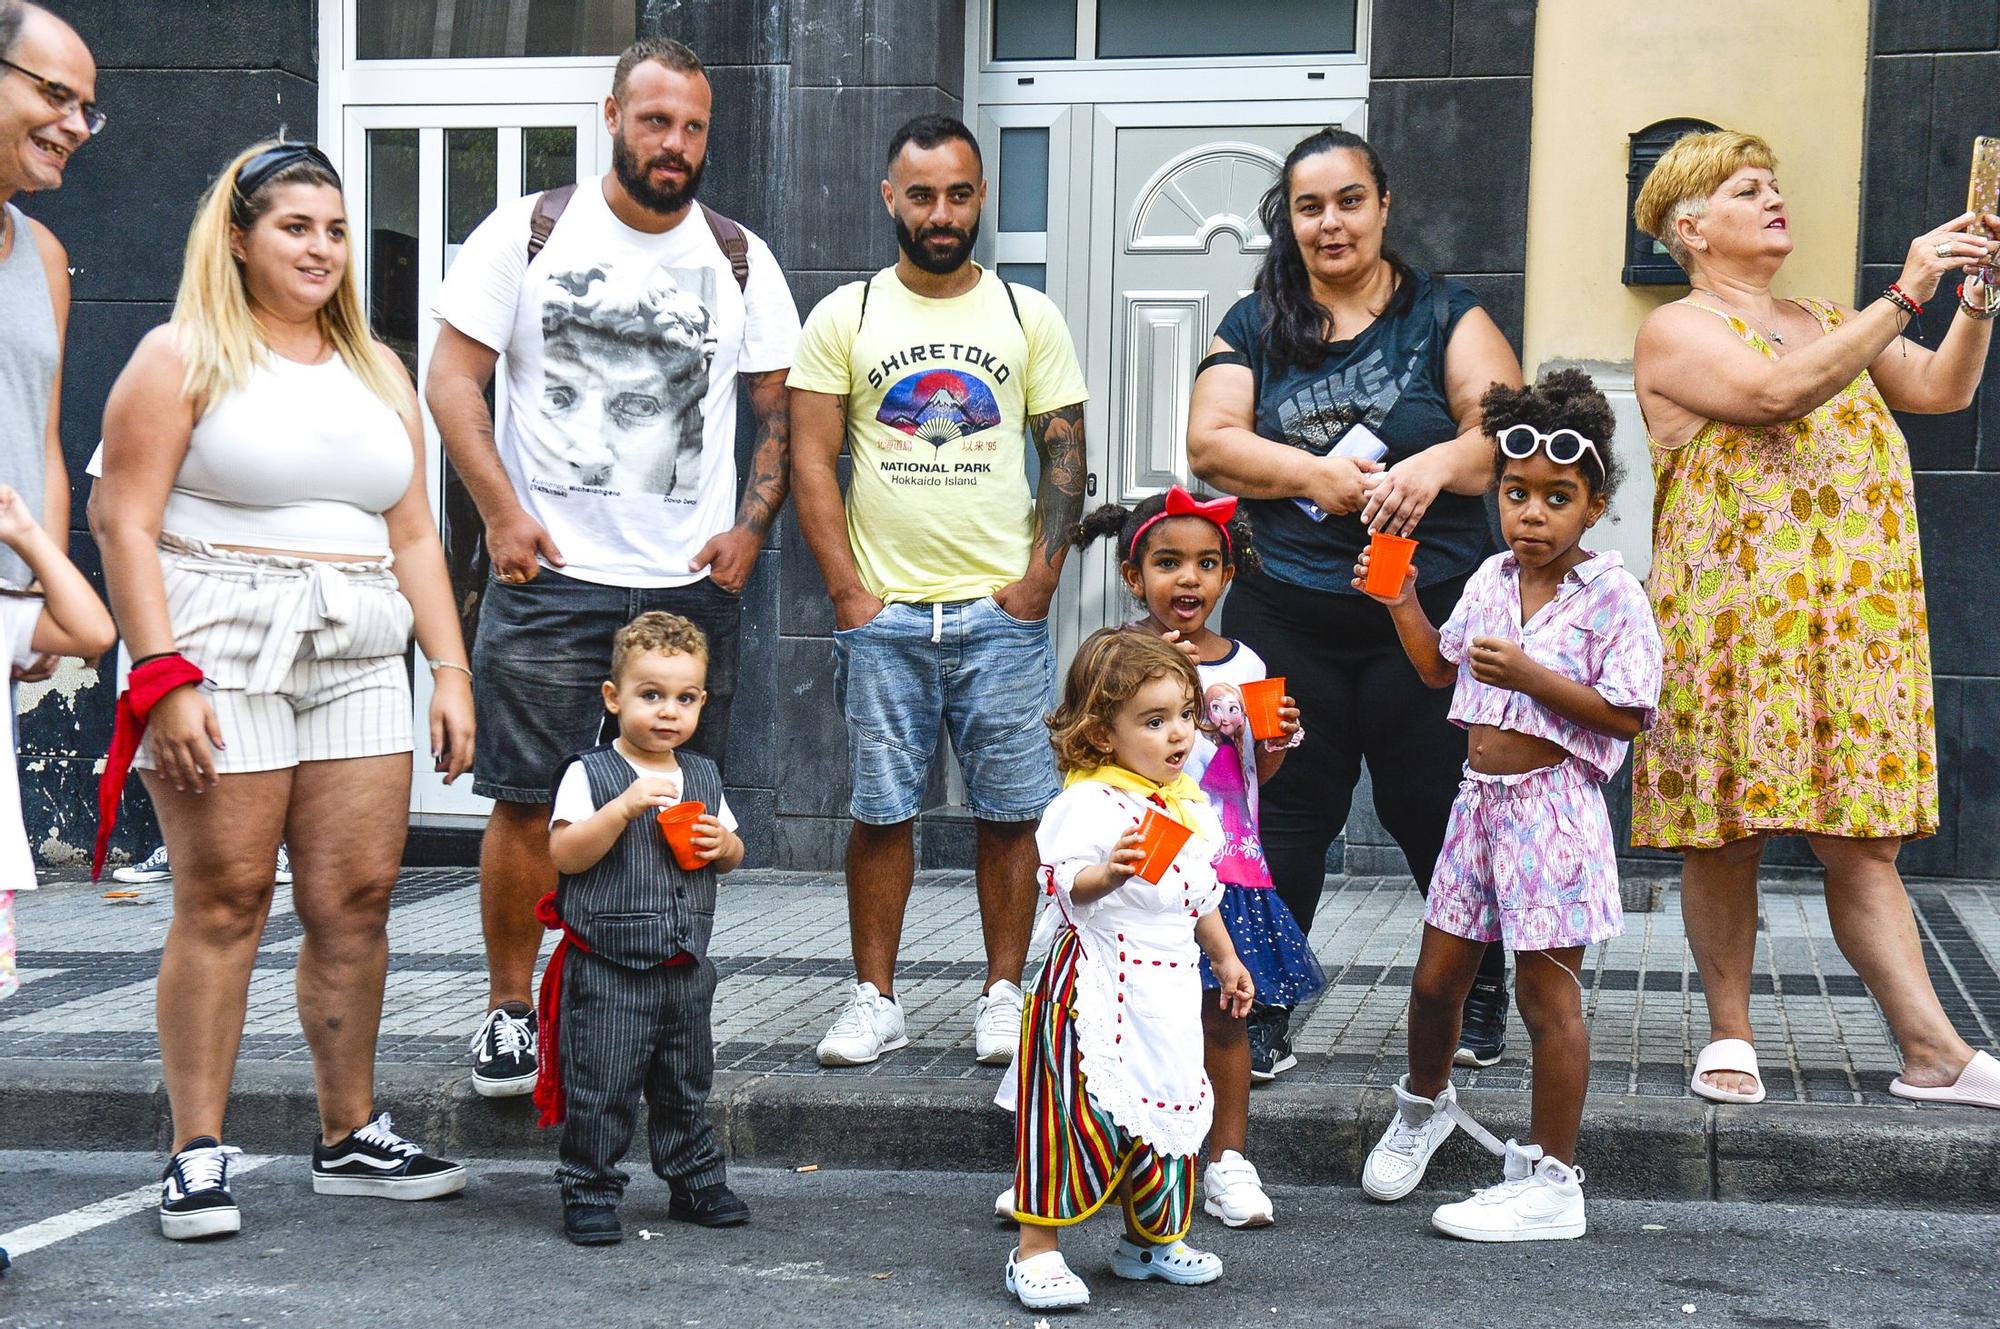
1890,1049,2000,1110
1691,1038,1768,1104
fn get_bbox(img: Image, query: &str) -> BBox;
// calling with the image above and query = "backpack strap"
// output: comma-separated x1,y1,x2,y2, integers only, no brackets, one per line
1431,276,1449,333
699,203,751,292
1000,276,1025,329
527,182,578,263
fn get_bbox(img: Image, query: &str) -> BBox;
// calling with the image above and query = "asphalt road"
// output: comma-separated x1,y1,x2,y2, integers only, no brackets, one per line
0,1152,1993,1328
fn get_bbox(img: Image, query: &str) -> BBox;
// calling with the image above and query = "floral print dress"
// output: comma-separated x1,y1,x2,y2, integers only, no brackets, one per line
1631,298,1937,848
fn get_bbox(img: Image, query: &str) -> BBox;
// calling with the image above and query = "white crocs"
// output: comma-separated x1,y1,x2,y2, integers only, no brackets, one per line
1109,1236,1222,1285
1006,1247,1090,1309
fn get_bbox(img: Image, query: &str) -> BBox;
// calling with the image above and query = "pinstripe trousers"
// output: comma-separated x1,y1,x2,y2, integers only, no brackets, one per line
556,946,725,1206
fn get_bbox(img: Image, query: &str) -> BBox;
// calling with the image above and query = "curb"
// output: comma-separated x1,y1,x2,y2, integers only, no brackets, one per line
3,1059,1995,1208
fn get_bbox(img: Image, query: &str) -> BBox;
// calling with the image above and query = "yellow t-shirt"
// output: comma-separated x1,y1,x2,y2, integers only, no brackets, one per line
787,266,1088,603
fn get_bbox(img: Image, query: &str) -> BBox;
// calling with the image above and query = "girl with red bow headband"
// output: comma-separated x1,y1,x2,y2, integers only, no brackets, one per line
1070,485,1322,1230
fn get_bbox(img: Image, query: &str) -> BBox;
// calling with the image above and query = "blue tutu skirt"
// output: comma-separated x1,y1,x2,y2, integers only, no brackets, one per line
1199,883,1325,1008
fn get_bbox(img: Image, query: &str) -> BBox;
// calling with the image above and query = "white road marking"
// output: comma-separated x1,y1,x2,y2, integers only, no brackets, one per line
0,1156,276,1256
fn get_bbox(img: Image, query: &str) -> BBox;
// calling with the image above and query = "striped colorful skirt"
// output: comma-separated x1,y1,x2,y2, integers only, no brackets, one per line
1011,926,1194,1239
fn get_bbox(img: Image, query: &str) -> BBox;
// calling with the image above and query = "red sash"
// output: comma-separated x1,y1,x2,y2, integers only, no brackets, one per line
92,656,205,881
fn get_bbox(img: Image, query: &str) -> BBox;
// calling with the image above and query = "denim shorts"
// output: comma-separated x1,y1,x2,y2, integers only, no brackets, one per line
471,569,741,803
831,596,1059,825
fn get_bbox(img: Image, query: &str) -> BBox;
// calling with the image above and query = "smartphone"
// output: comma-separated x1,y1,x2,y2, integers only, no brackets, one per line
1295,424,1390,522
1971,136,2000,279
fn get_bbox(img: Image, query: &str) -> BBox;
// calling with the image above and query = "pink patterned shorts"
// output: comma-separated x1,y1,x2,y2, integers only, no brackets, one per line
1426,758,1623,951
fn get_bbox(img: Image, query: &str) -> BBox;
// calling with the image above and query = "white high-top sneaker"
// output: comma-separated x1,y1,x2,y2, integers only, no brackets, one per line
1430,1143,1587,1243
1360,1075,1460,1202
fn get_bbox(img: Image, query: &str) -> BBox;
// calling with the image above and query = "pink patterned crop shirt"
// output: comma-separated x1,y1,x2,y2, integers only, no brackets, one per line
1437,549,1664,783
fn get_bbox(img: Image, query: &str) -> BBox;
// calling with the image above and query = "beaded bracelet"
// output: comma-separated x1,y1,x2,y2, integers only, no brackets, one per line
1883,283,1923,318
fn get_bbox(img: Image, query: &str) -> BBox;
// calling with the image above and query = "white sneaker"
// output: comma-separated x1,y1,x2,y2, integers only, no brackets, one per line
112,844,172,884
1361,1075,1460,1202
1006,1247,1090,1309
815,981,909,1066
273,843,293,886
994,1185,1016,1220
1109,1237,1222,1285
973,980,1023,1065
1202,1150,1274,1227
1430,1146,1586,1243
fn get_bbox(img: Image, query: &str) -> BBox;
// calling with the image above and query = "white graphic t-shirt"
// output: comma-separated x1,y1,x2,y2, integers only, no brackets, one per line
434,177,800,587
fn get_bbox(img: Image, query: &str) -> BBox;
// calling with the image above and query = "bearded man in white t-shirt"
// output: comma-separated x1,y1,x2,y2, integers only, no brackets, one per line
426,36,800,1101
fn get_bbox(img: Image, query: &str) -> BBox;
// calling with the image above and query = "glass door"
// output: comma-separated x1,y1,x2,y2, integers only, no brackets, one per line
339,104,606,820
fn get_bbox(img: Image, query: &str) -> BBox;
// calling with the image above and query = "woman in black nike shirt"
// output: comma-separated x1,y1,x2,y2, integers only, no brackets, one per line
1188,127,1524,1073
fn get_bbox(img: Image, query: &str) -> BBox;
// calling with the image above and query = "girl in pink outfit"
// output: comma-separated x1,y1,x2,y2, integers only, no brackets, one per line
1353,370,1661,1244
1073,486,1323,1230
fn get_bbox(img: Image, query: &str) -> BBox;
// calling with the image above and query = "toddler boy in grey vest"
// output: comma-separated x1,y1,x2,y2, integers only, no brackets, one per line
539,611,748,1246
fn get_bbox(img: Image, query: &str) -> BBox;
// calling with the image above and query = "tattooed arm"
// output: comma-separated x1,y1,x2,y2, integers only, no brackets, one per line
993,400,1086,623
689,367,792,592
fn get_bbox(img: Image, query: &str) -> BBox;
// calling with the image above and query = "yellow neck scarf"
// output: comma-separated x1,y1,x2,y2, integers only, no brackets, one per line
1066,762,1207,831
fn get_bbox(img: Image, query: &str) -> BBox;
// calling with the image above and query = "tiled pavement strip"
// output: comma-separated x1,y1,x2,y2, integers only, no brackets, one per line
5,869,1998,1107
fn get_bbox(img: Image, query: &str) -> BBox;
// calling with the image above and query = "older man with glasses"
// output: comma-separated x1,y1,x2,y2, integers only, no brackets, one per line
0,1,99,671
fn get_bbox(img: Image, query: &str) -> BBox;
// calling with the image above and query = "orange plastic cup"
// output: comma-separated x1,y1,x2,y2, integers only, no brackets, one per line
1364,531,1420,598
1239,676,1288,742
1132,808,1193,884
656,800,708,870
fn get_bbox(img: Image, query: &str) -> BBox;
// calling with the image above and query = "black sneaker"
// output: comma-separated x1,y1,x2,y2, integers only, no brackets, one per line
1247,1004,1279,1082
312,1113,468,1199
564,1202,624,1246
1258,1005,1300,1080
668,1181,750,1228
1454,975,1509,1068
159,1136,244,1240
470,1003,539,1098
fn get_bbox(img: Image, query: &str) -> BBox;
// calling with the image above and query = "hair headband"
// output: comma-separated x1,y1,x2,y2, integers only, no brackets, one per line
1129,485,1238,559
233,142,340,213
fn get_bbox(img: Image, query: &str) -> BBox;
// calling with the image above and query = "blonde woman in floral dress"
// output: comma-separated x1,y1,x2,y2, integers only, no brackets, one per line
1630,131,2000,1111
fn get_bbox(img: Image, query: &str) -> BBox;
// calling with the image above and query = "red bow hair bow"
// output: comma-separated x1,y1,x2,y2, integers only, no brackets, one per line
1132,485,1239,556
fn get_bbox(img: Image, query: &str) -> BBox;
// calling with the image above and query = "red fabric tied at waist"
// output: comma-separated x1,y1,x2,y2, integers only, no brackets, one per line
532,890,694,1130
92,655,206,881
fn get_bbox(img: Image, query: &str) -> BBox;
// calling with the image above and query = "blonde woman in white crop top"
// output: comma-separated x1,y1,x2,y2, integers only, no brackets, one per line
93,140,475,1238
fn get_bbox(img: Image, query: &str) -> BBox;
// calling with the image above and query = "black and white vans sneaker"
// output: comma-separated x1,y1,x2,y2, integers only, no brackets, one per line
159,1137,244,1240
311,1113,467,1200
469,1003,539,1098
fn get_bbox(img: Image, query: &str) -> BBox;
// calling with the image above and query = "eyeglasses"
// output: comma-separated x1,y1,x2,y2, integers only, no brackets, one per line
0,57,106,136
1496,423,1604,476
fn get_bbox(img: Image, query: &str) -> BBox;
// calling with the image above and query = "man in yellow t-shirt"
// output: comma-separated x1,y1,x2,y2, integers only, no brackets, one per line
789,114,1088,1070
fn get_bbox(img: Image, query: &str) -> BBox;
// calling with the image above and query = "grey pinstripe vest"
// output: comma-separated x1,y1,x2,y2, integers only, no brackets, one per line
555,745,723,968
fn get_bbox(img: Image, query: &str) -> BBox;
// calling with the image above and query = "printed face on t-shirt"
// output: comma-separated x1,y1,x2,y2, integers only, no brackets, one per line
537,263,717,495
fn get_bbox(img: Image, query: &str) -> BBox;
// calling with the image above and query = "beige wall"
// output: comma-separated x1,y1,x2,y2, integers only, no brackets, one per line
1520,0,1871,371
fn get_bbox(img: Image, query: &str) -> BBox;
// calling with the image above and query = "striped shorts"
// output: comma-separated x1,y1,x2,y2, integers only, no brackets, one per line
1011,927,1195,1239
133,535,415,774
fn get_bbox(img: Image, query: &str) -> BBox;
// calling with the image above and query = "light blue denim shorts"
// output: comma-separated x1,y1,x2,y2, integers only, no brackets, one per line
831,596,1060,825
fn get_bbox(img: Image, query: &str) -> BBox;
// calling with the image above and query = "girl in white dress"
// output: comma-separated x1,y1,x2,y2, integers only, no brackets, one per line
998,629,1254,1311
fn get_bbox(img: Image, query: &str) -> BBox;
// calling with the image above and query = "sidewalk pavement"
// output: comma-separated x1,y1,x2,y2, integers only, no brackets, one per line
4,869,1997,1206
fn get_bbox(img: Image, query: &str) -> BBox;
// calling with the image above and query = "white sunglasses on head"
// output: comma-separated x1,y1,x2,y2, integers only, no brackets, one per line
1496,423,1604,476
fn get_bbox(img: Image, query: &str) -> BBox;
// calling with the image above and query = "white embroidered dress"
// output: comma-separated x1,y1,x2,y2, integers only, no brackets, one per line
996,779,1225,1158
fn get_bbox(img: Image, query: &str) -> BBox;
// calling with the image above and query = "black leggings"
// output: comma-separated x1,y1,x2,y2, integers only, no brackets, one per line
1225,568,1505,986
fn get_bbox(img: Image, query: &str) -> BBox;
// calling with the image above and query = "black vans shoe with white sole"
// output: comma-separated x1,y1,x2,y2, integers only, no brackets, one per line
159,1137,245,1240
469,1003,539,1098
311,1113,467,1200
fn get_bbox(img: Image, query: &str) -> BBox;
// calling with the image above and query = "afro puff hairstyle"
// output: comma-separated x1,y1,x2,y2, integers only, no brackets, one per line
1071,491,1261,573
1481,367,1622,502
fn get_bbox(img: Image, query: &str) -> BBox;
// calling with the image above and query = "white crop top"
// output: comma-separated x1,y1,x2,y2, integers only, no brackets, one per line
162,353,414,556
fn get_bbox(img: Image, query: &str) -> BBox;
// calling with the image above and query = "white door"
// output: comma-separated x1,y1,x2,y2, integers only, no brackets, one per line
338,105,607,820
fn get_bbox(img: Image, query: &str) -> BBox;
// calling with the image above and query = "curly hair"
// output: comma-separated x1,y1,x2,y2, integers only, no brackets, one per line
1071,493,1262,574
611,610,709,681
1482,368,1622,501
1046,628,1201,775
